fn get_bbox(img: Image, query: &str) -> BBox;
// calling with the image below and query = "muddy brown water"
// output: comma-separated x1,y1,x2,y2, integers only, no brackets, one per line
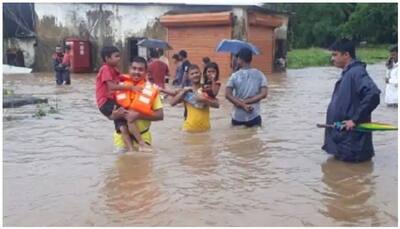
3,63,397,226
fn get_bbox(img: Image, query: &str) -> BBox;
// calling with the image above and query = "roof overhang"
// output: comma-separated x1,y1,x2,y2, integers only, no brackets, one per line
160,11,232,27
248,11,284,28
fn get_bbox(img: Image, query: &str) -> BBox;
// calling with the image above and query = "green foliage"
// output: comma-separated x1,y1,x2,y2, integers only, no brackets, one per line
357,46,389,64
340,3,398,44
49,97,59,114
3,89,15,96
263,3,397,48
48,106,58,114
287,45,389,69
287,48,331,68
32,98,59,119
33,104,47,119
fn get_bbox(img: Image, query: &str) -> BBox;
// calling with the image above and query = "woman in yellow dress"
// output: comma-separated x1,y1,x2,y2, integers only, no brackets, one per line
169,64,220,132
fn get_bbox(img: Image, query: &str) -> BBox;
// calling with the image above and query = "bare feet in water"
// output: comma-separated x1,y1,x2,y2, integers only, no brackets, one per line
125,150,136,155
138,142,153,152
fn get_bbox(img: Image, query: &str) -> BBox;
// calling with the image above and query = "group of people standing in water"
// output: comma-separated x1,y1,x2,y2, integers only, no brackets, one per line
95,45,268,153
94,38,395,164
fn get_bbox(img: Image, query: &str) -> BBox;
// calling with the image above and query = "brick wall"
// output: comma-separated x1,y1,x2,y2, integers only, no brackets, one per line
247,25,275,75
166,25,233,81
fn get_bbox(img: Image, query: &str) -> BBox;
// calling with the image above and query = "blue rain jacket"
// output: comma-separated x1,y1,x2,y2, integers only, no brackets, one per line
322,60,381,162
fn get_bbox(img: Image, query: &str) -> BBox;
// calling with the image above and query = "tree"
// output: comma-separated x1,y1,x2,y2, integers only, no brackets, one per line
340,3,398,44
263,3,397,48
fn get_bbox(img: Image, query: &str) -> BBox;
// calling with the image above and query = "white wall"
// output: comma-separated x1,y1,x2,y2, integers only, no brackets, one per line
232,7,248,40
4,38,36,67
34,3,175,43
275,16,288,40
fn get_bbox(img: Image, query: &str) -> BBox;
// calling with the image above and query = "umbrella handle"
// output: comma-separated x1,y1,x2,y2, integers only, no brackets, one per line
316,123,334,128
316,122,345,131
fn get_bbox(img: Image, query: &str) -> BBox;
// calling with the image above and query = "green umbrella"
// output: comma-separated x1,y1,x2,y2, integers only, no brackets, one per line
317,122,398,132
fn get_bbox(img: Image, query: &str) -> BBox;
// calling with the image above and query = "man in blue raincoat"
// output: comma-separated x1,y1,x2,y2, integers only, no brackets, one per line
322,39,381,163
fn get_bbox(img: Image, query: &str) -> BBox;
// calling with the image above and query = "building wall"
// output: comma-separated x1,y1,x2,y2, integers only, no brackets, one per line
231,7,248,41
4,38,36,67
274,15,289,70
248,25,275,74
4,3,288,74
275,17,288,40
166,25,233,80
33,3,174,72
164,9,285,78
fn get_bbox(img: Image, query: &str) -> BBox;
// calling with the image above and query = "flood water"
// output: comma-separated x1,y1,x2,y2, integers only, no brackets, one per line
3,63,397,226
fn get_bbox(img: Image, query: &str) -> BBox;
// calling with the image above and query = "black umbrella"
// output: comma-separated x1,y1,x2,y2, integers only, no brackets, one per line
137,38,172,50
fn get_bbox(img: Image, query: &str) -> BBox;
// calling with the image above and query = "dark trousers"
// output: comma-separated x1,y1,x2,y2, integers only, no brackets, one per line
63,70,71,85
55,71,63,85
55,70,71,85
334,155,372,163
232,115,262,127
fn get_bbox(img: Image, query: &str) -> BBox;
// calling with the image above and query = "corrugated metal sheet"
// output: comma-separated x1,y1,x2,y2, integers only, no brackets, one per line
3,3,36,38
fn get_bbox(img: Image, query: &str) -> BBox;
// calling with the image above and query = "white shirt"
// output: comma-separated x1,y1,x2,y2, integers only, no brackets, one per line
385,62,398,105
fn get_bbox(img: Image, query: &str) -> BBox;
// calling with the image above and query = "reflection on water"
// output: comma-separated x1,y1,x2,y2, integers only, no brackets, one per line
320,158,378,226
105,155,155,212
3,63,397,226
98,154,164,226
180,133,218,175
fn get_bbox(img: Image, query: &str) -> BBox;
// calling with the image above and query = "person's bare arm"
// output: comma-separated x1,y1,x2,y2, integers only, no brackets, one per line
160,88,179,96
109,105,127,120
243,87,268,104
180,71,189,88
225,86,252,112
197,94,219,108
106,81,142,92
135,108,164,121
211,81,221,97
170,88,191,106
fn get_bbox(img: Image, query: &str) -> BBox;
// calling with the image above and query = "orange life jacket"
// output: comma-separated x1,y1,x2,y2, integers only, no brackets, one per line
115,74,159,116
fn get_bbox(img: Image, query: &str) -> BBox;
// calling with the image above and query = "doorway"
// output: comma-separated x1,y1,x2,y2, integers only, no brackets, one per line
128,37,147,62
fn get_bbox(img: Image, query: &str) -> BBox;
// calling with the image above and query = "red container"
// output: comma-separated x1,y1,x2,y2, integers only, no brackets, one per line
65,38,92,73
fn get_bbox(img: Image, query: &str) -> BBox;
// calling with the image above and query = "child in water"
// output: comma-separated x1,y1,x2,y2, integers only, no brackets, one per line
169,64,220,132
202,62,222,98
96,46,151,153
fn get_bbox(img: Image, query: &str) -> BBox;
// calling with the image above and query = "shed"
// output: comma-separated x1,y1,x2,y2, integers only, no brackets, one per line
160,7,286,78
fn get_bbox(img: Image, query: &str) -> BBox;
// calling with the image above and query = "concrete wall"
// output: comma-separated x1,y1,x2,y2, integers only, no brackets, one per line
4,38,36,67
248,25,275,74
166,25,233,81
274,16,288,40
33,3,175,72
4,3,288,73
231,7,248,41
